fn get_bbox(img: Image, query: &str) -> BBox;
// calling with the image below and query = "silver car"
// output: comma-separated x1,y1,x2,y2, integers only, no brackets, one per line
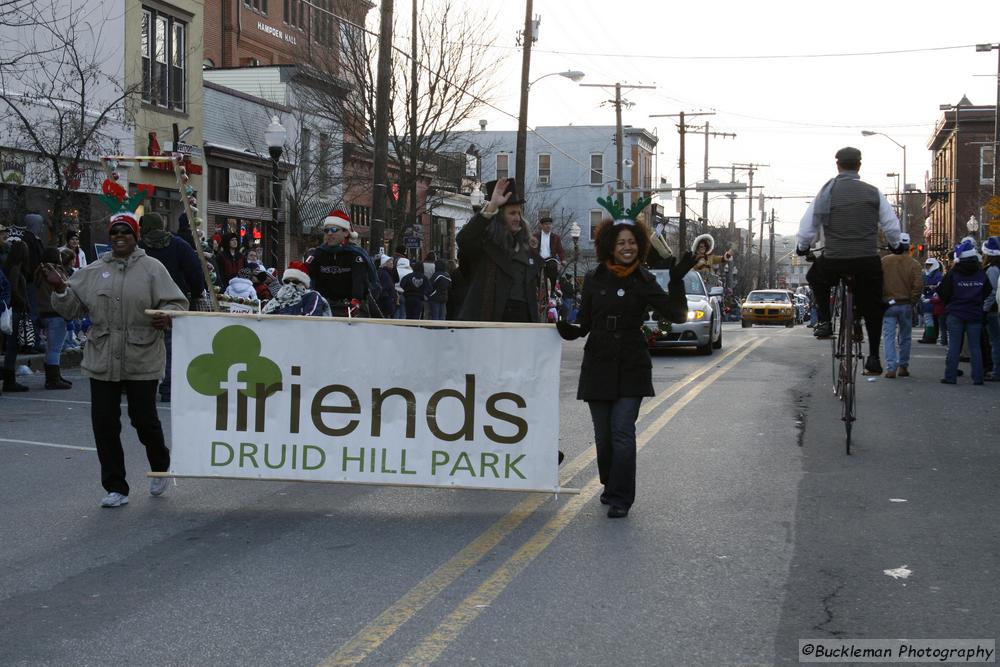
643,270,723,355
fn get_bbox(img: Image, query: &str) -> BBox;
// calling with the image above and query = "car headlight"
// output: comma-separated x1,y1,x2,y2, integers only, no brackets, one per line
688,309,706,321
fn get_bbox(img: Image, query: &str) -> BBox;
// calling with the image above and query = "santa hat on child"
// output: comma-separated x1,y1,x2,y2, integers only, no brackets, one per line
322,210,351,232
982,236,1000,257
282,261,311,287
108,211,140,238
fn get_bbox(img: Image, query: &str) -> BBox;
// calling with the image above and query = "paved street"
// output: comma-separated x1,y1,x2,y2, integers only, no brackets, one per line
1,323,997,666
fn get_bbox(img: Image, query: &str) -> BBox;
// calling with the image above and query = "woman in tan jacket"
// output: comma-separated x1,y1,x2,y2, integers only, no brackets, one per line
45,212,187,508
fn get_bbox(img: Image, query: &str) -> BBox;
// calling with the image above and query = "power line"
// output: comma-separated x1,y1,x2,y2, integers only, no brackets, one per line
472,42,978,61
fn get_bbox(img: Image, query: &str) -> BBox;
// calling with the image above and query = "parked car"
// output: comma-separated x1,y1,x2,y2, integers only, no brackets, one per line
643,270,723,355
741,289,796,328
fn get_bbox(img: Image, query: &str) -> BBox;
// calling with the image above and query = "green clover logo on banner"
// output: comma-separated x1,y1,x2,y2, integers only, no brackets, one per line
187,325,282,398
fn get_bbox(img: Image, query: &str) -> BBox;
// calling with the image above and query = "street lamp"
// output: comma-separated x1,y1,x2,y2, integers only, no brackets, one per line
976,43,1000,194
528,70,585,89
569,221,581,312
264,116,286,269
967,215,980,243
886,171,900,218
516,69,585,200
862,130,907,233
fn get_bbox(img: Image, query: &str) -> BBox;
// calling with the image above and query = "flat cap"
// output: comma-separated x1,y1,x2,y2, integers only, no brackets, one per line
835,146,862,162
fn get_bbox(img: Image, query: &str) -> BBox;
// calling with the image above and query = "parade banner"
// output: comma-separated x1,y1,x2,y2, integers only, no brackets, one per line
169,313,566,493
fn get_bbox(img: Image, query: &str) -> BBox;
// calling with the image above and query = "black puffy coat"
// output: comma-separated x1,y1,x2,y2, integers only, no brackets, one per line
562,264,687,401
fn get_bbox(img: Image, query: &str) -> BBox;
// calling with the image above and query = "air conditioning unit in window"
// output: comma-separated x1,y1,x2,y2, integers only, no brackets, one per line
538,175,550,184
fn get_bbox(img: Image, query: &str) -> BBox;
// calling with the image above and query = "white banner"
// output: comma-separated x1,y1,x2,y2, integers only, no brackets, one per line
170,314,563,492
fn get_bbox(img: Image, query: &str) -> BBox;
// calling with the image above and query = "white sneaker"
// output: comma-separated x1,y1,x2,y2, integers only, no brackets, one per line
149,477,169,497
100,492,129,508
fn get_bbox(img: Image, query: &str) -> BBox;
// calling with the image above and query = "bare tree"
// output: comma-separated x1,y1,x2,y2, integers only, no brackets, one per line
0,1,137,239
297,0,506,243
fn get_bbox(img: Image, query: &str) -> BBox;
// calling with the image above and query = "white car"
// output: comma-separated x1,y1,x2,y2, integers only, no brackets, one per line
643,270,723,355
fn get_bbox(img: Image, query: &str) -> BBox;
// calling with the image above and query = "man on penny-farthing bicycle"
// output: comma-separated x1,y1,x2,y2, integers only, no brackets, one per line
796,146,902,376
305,210,377,318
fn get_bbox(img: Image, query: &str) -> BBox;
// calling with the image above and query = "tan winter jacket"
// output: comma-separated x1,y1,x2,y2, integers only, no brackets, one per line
881,253,923,304
51,249,187,381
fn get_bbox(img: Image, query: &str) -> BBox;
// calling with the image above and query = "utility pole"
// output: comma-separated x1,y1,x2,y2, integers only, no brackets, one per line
757,192,765,290
728,166,736,243
768,209,775,288
685,122,736,233
650,110,713,251
514,1,535,201
582,82,656,207
408,0,418,253
370,0,394,257
615,83,624,206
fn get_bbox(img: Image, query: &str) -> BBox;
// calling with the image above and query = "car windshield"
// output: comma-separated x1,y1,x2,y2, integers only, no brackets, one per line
652,270,706,296
748,291,790,303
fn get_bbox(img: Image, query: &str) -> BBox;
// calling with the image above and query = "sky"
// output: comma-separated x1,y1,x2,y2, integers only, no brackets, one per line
404,0,1000,239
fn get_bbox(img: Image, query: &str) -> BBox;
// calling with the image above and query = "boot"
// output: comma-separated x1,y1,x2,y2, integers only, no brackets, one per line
44,364,71,390
2,368,29,392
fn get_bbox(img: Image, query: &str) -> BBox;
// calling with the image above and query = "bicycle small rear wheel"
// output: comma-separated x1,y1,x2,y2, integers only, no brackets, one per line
840,289,857,455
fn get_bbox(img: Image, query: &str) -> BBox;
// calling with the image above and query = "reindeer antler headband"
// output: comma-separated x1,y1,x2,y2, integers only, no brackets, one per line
597,196,652,226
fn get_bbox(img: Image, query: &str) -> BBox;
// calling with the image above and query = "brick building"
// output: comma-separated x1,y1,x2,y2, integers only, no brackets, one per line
926,96,996,252
203,0,371,69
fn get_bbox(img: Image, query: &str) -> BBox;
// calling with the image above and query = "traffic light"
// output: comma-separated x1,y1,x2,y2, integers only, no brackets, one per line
917,244,925,253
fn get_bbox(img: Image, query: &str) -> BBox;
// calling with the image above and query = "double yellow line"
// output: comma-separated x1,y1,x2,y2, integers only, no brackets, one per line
321,334,770,666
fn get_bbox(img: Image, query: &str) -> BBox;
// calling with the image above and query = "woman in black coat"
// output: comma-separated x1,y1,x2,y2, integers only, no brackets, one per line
557,213,695,518
456,178,541,323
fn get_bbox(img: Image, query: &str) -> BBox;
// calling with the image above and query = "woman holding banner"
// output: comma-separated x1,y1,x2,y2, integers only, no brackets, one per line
44,211,187,508
557,199,694,518
456,178,542,323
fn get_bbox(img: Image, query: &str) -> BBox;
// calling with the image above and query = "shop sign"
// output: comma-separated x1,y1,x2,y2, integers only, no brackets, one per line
256,21,298,46
229,169,257,207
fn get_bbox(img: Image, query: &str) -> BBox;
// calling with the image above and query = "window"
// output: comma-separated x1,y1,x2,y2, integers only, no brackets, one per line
312,0,334,47
981,146,995,183
590,153,603,185
300,127,312,189
496,154,509,180
537,153,551,184
208,166,229,202
283,0,304,28
590,209,603,240
244,0,267,12
256,174,271,208
318,132,330,189
141,8,186,111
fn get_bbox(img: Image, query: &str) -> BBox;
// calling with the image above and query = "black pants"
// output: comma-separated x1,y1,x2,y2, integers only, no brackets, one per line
90,379,170,496
588,397,643,510
809,256,885,357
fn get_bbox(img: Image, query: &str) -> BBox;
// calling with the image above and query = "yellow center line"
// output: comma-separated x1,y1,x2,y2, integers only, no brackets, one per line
397,337,767,666
319,332,769,667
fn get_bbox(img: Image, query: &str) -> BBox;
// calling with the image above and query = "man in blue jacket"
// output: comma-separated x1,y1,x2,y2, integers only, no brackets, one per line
139,213,204,402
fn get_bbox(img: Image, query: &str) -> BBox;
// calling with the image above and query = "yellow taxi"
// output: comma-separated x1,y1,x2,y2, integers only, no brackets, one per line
741,290,796,328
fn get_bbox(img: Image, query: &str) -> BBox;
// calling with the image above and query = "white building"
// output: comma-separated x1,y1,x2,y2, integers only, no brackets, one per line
460,125,658,253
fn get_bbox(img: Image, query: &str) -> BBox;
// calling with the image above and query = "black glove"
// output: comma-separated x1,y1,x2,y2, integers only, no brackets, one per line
795,245,810,257
556,319,581,341
666,251,697,283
